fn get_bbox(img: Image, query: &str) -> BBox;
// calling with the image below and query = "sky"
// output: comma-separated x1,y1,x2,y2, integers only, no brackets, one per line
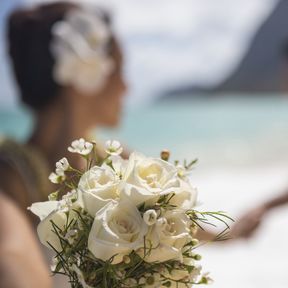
0,0,279,107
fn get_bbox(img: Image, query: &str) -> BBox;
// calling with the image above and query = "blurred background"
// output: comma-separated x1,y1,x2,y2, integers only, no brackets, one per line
1,0,288,287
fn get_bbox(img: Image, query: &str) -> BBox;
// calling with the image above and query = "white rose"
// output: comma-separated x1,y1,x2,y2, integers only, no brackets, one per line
88,200,148,264
37,209,67,251
29,201,59,221
29,192,83,251
139,211,191,263
169,179,198,210
79,166,120,216
29,201,69,251
121,152,180,206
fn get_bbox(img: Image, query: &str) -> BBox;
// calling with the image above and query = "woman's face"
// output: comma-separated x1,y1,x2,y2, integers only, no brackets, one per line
88,42,127,127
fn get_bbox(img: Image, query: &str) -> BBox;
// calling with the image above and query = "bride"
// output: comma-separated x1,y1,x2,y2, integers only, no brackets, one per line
0,1,126,286
0,1,126,211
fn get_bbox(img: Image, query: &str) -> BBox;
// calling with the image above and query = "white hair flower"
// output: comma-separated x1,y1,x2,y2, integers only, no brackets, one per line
68,138,93,155
105,140,123,156
51,8,114,93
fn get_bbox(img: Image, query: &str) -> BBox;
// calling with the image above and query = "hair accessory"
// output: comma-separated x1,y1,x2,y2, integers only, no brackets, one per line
51,8,114,93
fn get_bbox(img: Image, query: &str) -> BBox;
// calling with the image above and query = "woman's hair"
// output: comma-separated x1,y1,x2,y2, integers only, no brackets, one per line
7,2,112,111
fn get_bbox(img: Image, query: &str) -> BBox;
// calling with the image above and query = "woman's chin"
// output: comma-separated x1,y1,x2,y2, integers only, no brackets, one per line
100,117,121,128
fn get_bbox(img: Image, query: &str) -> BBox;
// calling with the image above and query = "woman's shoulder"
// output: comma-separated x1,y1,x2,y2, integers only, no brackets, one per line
0,137,27,179
0,152,28,209
0,137,47,209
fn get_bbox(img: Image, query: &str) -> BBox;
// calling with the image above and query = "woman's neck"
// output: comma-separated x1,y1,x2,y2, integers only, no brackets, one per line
27,98,92,170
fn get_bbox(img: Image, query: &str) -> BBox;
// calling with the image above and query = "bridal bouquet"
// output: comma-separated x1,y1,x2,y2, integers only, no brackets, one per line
29,139,231,288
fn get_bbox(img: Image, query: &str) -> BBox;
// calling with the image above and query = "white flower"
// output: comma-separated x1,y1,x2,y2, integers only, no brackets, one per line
29,192,83,251
105,140,123,156
65,229,78,245
28,201,59,221
29,200,68,251
102,155,128,180
48,172,65,184
121,152,180,206
169,179,198,210
201,272,213,284
62,189,77,202
55,157,69,176
54,52,113,93
48,157,70,184
138,211,191,263
88,200,148,264
163,263,202,288
176,164,190,179
143,209,158,226
37,210,67,251
68,138,93,155
60,189,79,212
51,8,114,93
78,166,120,216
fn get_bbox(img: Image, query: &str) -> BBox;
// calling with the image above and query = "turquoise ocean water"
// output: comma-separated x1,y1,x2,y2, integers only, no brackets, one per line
1,94,288,166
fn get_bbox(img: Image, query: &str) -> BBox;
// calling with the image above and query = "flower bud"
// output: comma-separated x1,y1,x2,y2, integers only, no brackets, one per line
194,254,202,261
191,239,199,246
161,149,170,161
143,209,158,225
123,255,131,264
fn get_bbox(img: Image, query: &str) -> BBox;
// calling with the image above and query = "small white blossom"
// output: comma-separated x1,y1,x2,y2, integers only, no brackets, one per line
68,138,93,155
105,140,123,156
58,190,78,212
55,157,69,176
62,189,78,202
201,272,213,284
176,164,190,179
57,199,71,212
49,172,65,184
65,229,78,244
123,255,131,264
49,157,70,183
143,209,158,226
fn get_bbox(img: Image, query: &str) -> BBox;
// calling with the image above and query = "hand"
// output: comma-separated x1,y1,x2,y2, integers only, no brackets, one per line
230,205,268,239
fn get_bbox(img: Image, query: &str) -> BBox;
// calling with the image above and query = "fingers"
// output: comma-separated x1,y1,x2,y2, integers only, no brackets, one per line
230,216,261,239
